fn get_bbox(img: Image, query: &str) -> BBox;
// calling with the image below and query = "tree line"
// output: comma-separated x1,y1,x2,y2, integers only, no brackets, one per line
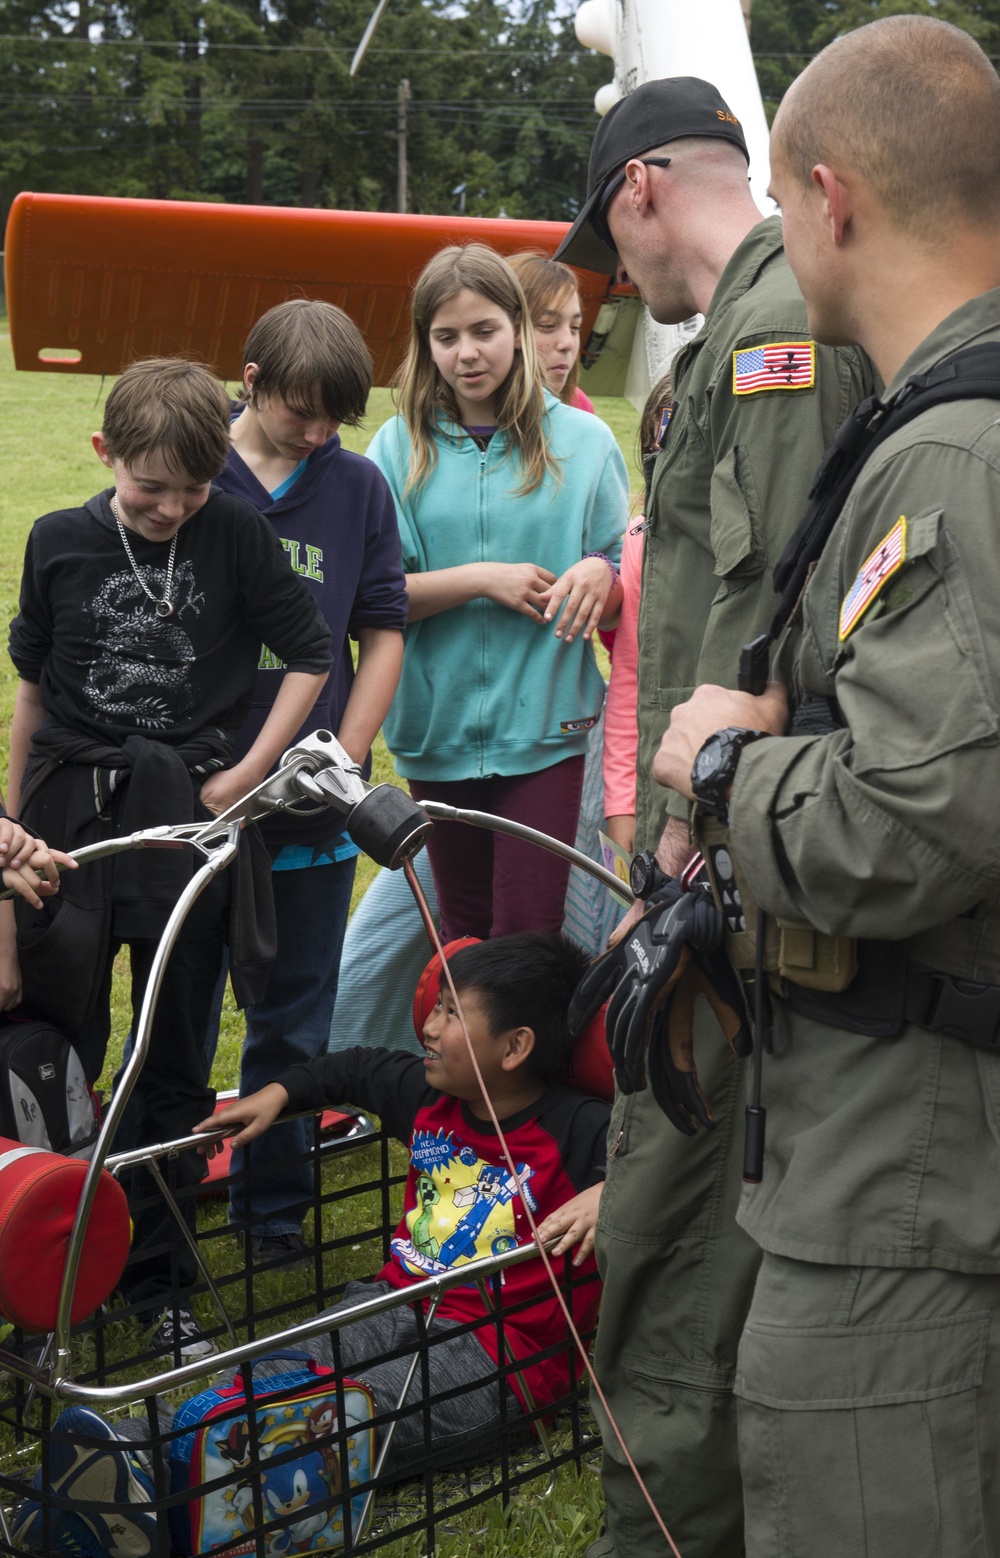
2,0,999,228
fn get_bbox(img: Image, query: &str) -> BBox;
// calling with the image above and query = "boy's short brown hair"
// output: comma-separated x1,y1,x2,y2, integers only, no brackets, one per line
102,358,231,482
242,299,372,427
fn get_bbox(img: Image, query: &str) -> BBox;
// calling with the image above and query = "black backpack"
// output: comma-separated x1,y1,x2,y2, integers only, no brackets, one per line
0,1017,99,1157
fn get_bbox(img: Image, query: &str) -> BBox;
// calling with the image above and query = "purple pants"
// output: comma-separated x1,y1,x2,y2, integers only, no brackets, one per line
409,756,586,941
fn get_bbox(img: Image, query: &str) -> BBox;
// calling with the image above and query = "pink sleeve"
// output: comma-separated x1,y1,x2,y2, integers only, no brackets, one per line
602,524,643,818
572,386,597,414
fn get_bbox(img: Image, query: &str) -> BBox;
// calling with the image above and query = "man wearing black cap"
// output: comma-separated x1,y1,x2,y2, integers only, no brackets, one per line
556,78,876,1558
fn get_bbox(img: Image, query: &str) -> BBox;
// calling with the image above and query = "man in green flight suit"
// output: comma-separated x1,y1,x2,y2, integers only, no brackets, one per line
555,78,876,1558
655,16,1000,1554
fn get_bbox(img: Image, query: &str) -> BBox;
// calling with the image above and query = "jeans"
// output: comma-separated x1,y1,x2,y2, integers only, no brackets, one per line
328,850,436,1058
562,707,622,957
230,856,356,1236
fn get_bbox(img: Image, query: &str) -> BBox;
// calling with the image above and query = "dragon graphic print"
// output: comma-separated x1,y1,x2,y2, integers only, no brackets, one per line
83,562,203,730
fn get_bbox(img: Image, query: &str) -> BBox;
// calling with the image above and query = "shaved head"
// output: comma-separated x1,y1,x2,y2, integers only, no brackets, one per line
774,16,1000,236
654,134,752,187
605,133,760,321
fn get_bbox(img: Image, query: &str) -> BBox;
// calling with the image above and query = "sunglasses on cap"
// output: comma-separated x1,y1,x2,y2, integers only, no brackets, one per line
592,156,672,252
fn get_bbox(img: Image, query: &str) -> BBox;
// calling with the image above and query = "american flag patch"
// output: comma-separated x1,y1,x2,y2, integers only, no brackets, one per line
732,341,816,395
655,400,675,448
838,517,908,642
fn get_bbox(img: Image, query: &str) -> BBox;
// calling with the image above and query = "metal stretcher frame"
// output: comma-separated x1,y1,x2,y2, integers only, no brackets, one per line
0,1141,601,1556
0,732,623,1551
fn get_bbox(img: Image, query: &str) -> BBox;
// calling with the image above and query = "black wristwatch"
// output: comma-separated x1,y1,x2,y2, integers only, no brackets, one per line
629,849,670,901
691,727,770,821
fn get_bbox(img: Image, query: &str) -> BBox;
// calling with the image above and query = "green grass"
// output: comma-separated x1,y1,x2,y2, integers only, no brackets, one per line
0,343,636,1552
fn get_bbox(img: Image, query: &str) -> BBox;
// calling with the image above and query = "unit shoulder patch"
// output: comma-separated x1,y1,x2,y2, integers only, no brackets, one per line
838,516,907,642
732,340,816,395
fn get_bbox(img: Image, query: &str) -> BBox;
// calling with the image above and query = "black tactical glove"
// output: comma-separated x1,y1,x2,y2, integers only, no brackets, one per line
646,943,753,1134
569,880,686,1039
569,882,752,1135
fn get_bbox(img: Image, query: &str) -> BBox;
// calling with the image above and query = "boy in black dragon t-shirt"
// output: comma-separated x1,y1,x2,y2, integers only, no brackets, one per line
197,931,608,1468
7,358,332,1358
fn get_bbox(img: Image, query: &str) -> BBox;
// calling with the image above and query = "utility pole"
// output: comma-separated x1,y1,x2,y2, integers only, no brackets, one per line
397,78,411,214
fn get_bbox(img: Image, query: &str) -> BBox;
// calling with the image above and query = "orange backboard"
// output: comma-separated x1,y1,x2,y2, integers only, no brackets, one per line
5,192,614,384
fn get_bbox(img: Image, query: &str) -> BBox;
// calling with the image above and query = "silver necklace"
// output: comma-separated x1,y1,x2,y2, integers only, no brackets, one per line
111,494,177,618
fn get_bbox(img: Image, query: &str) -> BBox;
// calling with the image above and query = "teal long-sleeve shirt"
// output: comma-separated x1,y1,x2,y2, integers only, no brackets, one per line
367,393,628,782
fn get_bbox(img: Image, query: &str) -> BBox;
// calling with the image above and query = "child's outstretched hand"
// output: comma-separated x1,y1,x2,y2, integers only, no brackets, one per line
192,1083,290,1156
0,822,77,910
534,1181,603,1266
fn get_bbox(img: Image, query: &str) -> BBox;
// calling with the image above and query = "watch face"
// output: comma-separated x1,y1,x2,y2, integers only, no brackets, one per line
691,727,763,817
693,733,726,788
629,855,647,896
629,851,656,898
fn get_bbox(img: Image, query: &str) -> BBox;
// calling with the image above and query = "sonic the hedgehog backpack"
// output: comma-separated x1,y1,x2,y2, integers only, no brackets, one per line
169,1352,374,1555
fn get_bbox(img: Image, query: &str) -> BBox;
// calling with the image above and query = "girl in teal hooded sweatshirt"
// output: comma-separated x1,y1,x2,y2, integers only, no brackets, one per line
368,243,628,942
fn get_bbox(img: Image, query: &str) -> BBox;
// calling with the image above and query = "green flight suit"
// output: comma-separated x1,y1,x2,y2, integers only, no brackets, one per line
590,219,876,1558
729,288,1000,1553
634,217,874,849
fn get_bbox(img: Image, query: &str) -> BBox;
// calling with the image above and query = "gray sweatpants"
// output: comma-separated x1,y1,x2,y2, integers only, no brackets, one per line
119,1280,521,1484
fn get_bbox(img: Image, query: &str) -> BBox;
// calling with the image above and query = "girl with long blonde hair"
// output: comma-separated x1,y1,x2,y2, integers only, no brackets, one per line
368,243,628,940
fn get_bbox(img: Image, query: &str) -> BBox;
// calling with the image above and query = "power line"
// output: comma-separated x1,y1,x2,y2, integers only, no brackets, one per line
0,34,590,55
0,92,597,113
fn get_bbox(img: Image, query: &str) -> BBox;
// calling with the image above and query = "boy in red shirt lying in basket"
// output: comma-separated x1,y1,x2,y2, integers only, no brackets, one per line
203,931,608,1455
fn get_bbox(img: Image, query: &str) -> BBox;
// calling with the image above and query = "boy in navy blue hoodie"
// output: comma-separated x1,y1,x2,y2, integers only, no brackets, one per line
215,300,407,1261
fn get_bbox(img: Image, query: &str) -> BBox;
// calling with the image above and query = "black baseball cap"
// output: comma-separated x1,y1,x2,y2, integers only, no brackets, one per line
555,77,750,275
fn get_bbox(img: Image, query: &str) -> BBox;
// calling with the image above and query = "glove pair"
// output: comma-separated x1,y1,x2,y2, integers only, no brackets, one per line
569,881,752,1135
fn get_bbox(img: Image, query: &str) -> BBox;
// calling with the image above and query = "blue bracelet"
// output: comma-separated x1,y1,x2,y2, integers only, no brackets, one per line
583,551,620,590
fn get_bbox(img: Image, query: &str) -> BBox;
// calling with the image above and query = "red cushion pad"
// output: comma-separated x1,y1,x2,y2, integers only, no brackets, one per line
412,938,482,1039
558,1008,613,1101
0,1139,130,1332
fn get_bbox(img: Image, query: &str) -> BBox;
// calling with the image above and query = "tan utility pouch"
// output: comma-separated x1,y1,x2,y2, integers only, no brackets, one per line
775,920,856,991
692,808,856,994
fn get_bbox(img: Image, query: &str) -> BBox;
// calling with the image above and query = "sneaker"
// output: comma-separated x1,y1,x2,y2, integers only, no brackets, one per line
250,1231,309,1267
13,1404,156,1557
146,1305,216,1362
